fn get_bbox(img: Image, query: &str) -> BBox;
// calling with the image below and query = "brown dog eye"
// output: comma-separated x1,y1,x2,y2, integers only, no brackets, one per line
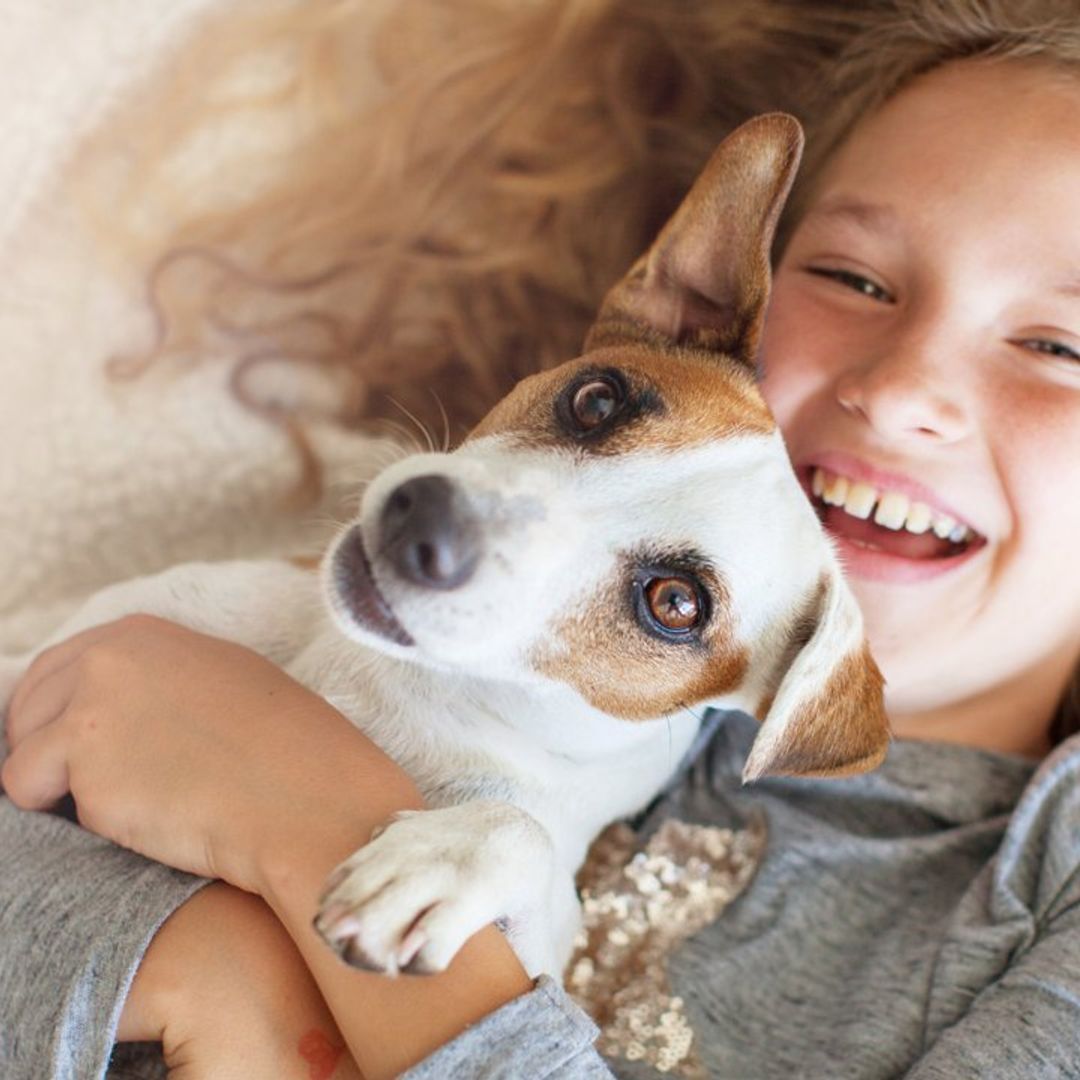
571,378,622,430
645,577,701,632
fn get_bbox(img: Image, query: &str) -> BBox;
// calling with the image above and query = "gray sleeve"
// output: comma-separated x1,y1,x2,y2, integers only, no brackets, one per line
0,797,209,1080
401,975,614,1079
906,887,1080,1079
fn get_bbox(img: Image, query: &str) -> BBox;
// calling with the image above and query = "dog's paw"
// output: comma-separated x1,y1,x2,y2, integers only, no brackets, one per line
313,802,553,975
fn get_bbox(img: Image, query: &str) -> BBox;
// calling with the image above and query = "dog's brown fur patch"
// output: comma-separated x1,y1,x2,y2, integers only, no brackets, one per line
468,344,773,456
532,556,748,720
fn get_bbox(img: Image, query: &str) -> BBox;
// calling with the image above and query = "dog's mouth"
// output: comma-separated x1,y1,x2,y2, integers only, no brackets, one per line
330,529,415,647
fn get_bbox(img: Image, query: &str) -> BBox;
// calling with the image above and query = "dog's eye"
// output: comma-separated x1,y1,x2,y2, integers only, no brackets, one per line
570,377,623,431
643,576,702,634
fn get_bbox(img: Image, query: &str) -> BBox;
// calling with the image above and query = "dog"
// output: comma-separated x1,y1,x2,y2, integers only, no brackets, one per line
0,114,887,979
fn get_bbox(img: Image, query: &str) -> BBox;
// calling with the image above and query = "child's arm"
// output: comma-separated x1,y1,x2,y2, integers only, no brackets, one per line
3,617,611,1078
119,882,365,1079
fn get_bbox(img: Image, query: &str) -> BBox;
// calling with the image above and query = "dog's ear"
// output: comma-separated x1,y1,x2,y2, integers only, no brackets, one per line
743,566,890,782
586,112,803,365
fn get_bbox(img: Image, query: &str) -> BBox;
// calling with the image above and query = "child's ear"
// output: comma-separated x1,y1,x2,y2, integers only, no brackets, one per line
743,566,890,782
586,112,803,365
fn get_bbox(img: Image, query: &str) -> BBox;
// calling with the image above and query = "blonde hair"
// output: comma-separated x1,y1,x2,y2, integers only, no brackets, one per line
98,0,1080,740
93,0,863,473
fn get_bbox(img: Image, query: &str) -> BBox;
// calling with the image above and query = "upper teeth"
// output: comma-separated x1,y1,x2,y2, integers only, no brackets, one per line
811,467,973,543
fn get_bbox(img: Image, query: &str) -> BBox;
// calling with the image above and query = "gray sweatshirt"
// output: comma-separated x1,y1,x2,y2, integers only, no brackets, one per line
3,709,1079,1079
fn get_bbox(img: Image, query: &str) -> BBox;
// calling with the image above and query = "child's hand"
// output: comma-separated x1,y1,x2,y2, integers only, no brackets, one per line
120,881,363,1080
1,614,422,895
2,615,532,1080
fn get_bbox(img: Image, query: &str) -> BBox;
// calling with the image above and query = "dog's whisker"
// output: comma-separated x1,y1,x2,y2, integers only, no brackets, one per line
365,418,433,460
427,389,452,454
676,703,708,769
365,417,426,457
385,395,438,455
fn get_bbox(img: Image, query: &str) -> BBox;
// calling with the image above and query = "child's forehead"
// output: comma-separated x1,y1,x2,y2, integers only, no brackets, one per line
822,59,1080,189
801,60,1080,268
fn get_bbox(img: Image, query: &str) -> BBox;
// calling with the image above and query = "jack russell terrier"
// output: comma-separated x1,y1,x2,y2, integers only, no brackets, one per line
1,114,888,978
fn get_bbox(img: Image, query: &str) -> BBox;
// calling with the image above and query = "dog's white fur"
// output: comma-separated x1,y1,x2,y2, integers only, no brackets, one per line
0,115,888,978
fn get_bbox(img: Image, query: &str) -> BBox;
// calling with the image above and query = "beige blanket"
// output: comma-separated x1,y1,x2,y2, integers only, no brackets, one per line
0,0,396,652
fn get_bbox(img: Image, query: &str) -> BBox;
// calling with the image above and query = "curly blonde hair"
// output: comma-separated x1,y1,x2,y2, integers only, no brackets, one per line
90,0,864,466
93,0,1080,740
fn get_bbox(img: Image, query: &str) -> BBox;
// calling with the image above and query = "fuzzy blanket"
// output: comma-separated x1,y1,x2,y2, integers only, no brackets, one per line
0,0,397,653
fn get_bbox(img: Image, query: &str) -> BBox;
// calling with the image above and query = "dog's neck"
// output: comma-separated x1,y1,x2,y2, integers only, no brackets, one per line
291,625,714,860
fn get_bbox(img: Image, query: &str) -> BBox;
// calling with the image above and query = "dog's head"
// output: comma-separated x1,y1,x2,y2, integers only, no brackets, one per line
324,114,889,781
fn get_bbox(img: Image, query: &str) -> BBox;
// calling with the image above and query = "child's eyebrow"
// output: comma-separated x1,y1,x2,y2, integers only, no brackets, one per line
802,196,899,236
1052,275,1080,300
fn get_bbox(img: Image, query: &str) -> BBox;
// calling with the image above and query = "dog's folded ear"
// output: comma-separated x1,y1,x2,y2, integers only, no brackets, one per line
743,566,890,782
586,112,803,366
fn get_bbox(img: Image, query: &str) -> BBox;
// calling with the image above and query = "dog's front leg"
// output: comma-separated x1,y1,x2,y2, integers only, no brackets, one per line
314,800,576,978
6,559,320,670
0,560,321,752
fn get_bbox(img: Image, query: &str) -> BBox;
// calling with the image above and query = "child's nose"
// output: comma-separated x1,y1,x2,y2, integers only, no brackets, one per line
833,330,971,444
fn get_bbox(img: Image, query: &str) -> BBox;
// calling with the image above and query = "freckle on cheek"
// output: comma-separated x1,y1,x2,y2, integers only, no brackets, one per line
297,1029,344,1080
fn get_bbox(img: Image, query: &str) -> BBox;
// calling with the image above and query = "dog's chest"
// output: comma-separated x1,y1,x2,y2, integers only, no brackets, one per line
285,624,541,801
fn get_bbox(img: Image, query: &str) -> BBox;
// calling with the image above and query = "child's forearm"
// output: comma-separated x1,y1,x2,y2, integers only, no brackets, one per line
119,881,366,1079
258,827,534,1080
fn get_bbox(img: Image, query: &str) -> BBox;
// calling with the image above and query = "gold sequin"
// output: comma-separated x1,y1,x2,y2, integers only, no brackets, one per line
566,819,765,1078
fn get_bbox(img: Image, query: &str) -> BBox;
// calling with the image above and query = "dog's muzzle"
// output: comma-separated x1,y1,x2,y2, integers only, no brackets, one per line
379,474,482,590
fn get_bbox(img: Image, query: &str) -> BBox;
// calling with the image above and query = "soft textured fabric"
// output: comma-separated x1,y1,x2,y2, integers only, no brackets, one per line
0,801,207,1079
393,712,1080,1079
7,709,1078,1078
0,0,395,654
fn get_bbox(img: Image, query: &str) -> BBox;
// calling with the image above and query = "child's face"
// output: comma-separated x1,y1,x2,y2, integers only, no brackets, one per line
759,59,1080,745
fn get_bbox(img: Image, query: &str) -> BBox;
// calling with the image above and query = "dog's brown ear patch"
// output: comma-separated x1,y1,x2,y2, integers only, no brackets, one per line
586,113,803,366
743,572,889,781
748,644,887,779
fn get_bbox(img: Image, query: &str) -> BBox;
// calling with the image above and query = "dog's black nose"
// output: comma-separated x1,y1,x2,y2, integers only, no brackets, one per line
379,474,481,590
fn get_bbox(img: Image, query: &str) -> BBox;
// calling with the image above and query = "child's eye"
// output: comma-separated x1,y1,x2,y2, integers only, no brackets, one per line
806,267,893,304
1015,338,1080,363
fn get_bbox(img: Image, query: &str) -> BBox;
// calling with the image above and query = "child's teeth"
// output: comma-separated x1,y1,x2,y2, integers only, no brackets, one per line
932,514,957,539
904,502,932,535
822,474,849,506
873,492,910,530
948,523,970,544
812,468,975,545
845,482,877,520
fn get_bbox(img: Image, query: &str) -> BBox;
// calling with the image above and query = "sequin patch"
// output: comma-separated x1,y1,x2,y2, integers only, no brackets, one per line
566,819,765,1077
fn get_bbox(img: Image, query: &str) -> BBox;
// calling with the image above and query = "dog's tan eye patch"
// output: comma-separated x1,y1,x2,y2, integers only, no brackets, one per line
531,553,746,721
554,366,663,445
467,343,773,454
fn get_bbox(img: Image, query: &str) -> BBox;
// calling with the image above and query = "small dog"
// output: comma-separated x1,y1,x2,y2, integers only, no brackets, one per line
1,114,887,978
